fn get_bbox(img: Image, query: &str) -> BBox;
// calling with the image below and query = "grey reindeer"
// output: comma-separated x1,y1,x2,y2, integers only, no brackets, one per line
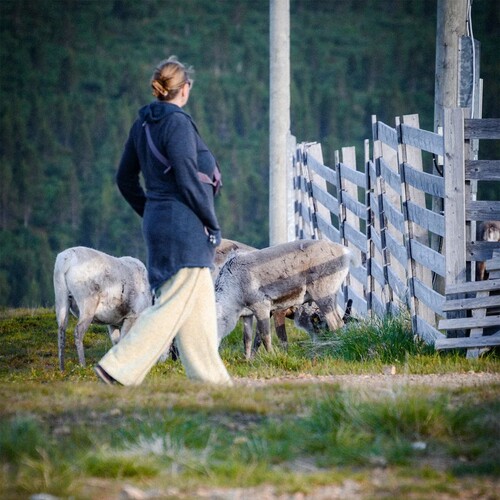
215,239,357,358
53,246,152,370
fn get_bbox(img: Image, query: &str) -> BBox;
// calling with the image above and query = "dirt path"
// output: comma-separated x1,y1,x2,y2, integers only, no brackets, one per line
106,371,500,500
236,371,500,390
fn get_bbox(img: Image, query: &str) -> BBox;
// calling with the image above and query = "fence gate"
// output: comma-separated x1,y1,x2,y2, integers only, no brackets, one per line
292,109,500,348
436,109,500,355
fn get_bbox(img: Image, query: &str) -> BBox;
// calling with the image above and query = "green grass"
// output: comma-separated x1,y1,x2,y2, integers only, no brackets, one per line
0,308,499,498
308,314,432,361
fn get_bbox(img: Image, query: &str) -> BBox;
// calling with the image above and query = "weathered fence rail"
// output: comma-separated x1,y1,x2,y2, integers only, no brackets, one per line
293,109,500,346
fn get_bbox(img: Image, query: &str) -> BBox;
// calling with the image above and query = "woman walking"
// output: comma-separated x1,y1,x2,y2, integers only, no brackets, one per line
95,56,231,387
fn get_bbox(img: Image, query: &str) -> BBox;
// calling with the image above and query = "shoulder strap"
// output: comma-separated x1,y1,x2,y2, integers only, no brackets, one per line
142,120,222,194
185,116,223,194
143,122,171,174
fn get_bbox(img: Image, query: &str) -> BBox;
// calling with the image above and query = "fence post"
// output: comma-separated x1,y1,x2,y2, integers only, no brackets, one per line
371,115,392,315
442,108,468,341
305,142,329,240
294,143,315,240
398,114,437,331
338,146,365,306
465,81,483,283
364,139,374,316
444,107,467,288
293,141,301,240
287,133,297,242
334,149,344,241
380,139,408,313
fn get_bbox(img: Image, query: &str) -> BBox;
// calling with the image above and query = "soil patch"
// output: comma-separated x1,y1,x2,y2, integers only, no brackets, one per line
236,371,500,391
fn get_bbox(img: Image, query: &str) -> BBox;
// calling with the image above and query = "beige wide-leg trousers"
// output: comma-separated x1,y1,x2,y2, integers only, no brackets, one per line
98,267,232,387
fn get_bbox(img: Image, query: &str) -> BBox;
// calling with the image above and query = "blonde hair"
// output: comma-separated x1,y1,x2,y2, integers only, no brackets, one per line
150,56,193,101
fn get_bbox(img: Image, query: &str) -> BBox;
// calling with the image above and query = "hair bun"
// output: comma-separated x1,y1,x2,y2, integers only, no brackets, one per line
151,80,169,97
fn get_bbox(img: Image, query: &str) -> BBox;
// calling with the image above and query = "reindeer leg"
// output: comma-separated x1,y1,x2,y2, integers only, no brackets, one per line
74,317,93,367
252,329,262,355
242,315,254,359
342,299,353,323
256,316,272,353
273,309,289,350
107,325,121,345
58,325,67,371
57,309,69,371
477,261,486,281
56,297,71,371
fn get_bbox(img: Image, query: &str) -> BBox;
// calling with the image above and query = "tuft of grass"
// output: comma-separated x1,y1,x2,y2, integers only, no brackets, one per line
219,313,499,377
83,451,160,478
0,416,46,463
301,387,500,472
306,313,433,363
0,415,76,497
15,448,75,496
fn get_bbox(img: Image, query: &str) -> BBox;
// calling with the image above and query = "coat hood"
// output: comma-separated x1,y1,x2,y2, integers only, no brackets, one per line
139,101,185,124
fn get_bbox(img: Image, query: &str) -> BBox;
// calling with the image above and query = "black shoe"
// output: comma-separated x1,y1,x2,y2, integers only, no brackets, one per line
94,365,120,385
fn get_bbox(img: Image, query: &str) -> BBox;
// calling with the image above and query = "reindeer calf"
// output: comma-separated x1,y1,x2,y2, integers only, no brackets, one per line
215,239,356,358
54,247,152,370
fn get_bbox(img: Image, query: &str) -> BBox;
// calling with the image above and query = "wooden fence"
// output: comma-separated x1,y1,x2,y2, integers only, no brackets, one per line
293,109,500,346
437,109,500,353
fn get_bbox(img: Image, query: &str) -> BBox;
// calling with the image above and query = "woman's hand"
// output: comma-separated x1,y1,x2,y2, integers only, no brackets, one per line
206,228,221,247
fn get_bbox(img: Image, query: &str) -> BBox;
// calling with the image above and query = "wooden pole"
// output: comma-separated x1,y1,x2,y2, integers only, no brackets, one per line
433,0,468,132
432,0,468,291
269,0,290,246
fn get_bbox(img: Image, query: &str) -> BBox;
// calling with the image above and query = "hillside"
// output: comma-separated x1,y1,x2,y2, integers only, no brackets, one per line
0,0,498,307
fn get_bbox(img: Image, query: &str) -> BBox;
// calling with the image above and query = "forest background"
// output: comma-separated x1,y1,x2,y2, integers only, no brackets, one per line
0,0,498,308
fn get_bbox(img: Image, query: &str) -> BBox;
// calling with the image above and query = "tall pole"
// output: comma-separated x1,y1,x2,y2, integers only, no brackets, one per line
434,0,468,132
430,0,467,294
269,0,290,246
431,0,468,277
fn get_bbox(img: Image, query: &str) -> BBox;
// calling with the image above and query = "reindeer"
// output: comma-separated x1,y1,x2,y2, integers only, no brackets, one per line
215,239,357,358
477,221,500,280
54,247,152,370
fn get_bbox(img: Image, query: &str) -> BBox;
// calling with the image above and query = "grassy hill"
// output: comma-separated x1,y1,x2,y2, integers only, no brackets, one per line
0,308,499,498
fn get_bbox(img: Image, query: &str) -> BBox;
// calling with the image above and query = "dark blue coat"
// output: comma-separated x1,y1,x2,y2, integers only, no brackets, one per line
116,101,221,291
